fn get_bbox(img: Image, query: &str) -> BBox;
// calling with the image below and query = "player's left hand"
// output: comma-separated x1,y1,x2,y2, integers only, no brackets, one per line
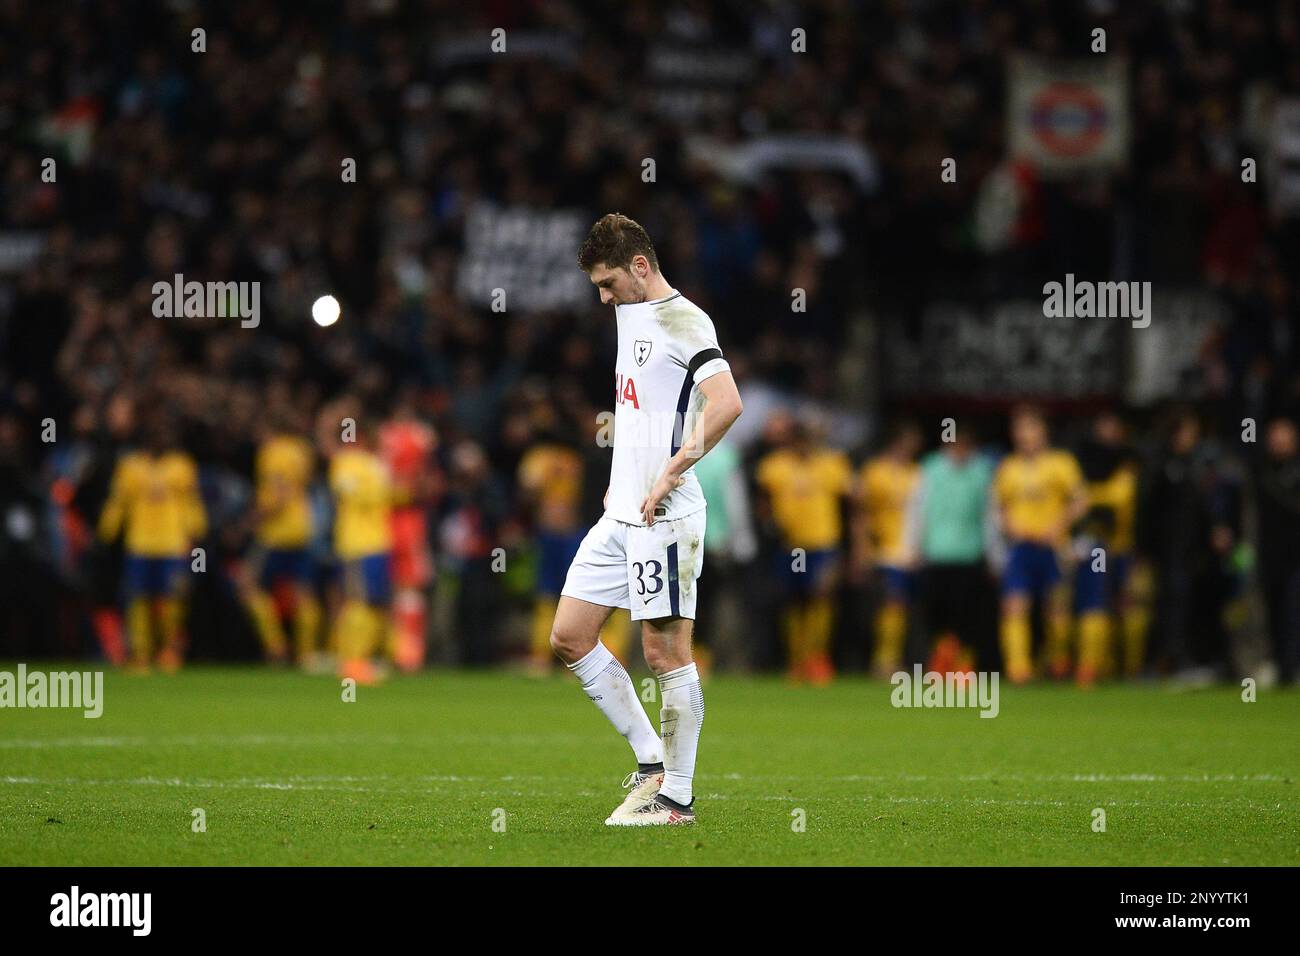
641,469,686,525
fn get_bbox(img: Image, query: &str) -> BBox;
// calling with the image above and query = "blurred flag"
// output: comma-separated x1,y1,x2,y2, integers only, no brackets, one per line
38,95,99,166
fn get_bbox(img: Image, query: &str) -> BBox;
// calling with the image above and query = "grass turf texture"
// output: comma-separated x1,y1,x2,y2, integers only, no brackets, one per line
1,665,1296,866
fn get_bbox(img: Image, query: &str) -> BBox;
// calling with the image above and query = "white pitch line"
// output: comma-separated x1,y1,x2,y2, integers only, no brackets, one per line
0,732,593,750
1,776,1286,811
701,794,1296,811
1,738,1292,785
719,772,1294,783
0,765,1291,784
0,733,411,750
0,775,480,794
1,773,1295,811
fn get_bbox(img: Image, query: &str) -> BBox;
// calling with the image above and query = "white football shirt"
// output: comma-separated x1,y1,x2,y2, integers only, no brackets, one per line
605,290,730,526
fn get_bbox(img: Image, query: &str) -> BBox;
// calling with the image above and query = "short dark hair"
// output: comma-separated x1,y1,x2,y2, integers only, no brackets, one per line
577,213,659,273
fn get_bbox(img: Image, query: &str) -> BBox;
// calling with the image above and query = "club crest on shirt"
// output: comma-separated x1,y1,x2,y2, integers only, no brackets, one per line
634,339,653,367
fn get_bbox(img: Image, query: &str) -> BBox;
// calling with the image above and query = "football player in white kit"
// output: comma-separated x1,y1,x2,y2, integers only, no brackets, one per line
551,213,744,825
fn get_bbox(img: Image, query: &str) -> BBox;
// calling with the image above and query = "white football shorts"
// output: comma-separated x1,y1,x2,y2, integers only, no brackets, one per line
560,511,706,621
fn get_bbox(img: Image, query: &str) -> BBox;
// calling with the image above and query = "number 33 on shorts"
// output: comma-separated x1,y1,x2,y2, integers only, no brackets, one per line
628,513,705,619
561,511,707,621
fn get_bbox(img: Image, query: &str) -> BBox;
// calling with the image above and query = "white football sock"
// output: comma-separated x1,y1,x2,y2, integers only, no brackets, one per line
657,662,704,805
567,642,662,765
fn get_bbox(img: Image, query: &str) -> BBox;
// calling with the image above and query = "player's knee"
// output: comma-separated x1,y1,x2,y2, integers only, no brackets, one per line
642,642,669,674
642,641,689,675
549,623,595,663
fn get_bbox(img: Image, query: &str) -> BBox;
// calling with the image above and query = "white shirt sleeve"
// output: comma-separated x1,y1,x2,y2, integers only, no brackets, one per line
693,355,731,384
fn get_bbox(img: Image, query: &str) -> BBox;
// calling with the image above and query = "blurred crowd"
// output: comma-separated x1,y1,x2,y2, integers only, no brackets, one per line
1,1,1299,684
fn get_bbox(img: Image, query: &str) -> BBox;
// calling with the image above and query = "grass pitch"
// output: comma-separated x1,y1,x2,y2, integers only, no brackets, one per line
1,665,1296,866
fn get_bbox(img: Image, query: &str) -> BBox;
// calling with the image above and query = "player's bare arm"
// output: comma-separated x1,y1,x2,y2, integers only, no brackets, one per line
641,370,743,525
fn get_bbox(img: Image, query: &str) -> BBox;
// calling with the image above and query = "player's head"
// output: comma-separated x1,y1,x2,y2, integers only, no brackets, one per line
945,418,978,458
578,213,660,306
789,417,815,454
887,419,922,459
140,407,177,455
1092,409,1126,447
1009,403,1048,454
263,404,297,439
762,408,796,449
350,414,378,449
317,395,364,454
